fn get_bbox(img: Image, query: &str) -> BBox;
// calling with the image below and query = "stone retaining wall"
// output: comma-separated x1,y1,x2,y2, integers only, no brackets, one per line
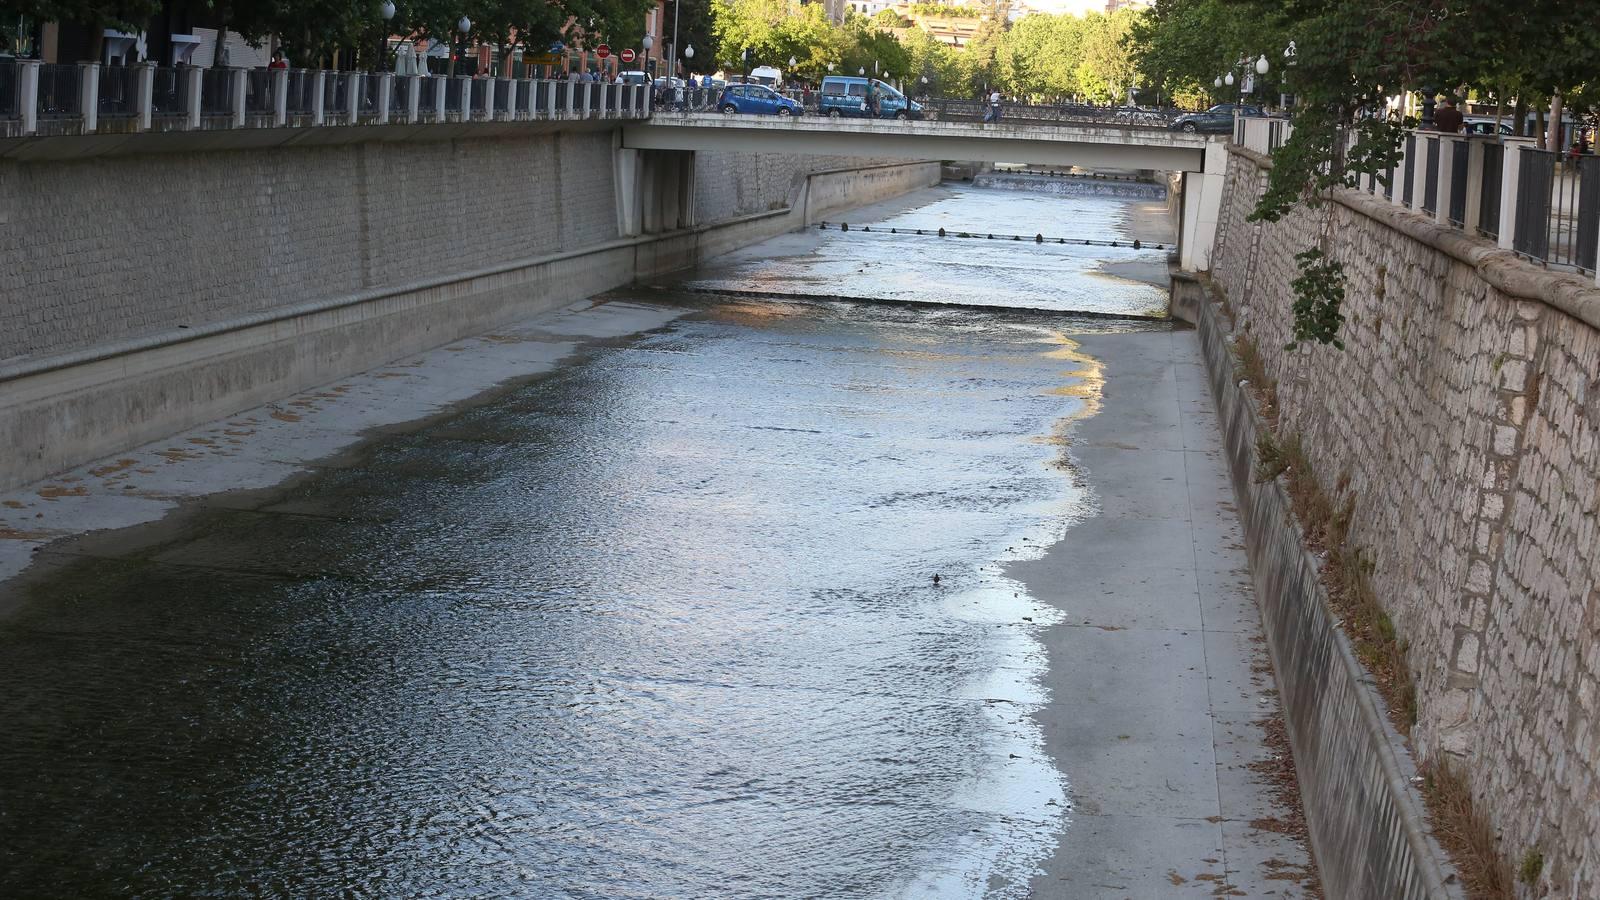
1209,148,1600,895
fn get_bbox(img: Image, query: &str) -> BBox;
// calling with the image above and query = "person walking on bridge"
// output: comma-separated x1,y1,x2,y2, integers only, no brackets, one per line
982,88,1002,124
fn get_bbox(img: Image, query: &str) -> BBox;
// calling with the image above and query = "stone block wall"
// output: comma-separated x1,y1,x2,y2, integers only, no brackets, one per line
693,151,888,223
1210,149,1600,893
0,132,618,365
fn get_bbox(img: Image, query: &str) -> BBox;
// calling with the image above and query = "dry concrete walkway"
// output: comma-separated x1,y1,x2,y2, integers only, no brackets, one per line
1018,328,1318,897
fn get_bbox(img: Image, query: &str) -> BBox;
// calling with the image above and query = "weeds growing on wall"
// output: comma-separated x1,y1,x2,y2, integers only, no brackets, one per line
1231,322,1531,899
1421,758,1515,898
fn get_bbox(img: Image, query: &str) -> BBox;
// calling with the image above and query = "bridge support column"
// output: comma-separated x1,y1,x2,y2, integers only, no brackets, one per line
1178,142,1228,272
616,147,696,236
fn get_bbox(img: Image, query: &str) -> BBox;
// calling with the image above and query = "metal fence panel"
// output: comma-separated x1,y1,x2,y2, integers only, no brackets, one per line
554,82,570,113
1478,142,1503,239
418,76,439,117
1447,140,1469,226
150,66,186,115
324,72,349,118
493,78,510,113
97,65,139,118
1512,147,1554,262
200,68,232,115
390,76,410,117
37,63,80,118
285,69,315,114
0,60,16,119
1577,156,1600,273
443,77,463,113
357,75,379,114
1421,136,1440,215
244,69,274,114
1402,134,1416,207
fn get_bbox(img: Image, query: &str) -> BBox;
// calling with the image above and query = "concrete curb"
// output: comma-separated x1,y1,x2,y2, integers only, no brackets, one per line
1175,274,1464,899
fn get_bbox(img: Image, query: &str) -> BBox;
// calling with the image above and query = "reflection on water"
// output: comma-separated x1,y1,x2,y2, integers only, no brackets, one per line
682,183,1174,317
0,182,1171,897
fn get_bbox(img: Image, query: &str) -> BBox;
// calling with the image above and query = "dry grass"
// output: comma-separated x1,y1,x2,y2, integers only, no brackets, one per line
1421,758,1515,898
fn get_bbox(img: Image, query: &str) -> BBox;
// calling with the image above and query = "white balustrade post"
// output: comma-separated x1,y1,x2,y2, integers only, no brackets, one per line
565,79,575,118
1391,133,1410,208
434,75,446,120
137,62,154,131
377,73,393,124
185,65,202,129
346,72,360,123
581,82,593,118
1462,138,1485,232
17,59,39,135
407,75,420,122
272,67,287,126
230,67,246,127
1498,140,1530,251
547,80,557,118
311,70,325,125
78,62,98,132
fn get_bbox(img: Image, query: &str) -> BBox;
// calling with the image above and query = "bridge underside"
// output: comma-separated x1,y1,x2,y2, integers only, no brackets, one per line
622,115,1213,172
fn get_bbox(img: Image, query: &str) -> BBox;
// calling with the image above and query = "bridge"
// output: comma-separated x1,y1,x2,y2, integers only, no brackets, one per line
624,112,1216,172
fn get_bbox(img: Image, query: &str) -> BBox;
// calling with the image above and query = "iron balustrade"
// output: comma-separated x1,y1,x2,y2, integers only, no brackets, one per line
1421,136,1440,216
443,77,464,114
356,74,379,116
244,69,274,115
199,68,232,116
389,76,411,118
1478,142,1503,239
1384,159,1395,200
492,79,510,114
150,66,187,116
285,69,315,116
1402,134,1416,207
604,84,619,113
417,76,439,119
96,64,139,119
1578,156,1600,273
553,83,570,113
323,72,349,121
1447,140,1469,227
1512,147,1555,263
532,80,550,114
37,63,80,118
0,60,16,119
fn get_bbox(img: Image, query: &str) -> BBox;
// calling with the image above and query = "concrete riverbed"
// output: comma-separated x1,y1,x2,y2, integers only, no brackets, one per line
0,181,1315,897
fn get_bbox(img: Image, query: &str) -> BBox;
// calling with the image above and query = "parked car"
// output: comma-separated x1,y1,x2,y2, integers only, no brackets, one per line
1168,103,1263,133
1462,117,1513,136
818,75,924,120
717,83,803,116
616,70,648,86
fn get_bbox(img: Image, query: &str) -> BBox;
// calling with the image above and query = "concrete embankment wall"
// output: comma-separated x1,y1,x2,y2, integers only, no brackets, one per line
1203,146,1600,895
1177,273,1458,899
0,132,936,490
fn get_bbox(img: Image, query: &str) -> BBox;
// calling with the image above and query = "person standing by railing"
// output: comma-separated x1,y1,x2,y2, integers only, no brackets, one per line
1433,96,1463,133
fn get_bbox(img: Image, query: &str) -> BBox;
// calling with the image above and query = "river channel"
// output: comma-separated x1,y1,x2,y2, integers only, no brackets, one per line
0,180,1182,897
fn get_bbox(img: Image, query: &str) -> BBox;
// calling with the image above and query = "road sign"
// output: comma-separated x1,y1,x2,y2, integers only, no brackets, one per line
620,48,636,64
595,44,611,60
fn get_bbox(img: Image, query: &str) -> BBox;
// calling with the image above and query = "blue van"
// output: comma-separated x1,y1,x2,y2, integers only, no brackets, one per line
818,76,923,120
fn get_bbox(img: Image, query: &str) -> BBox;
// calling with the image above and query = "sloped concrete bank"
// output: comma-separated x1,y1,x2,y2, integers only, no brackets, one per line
1174,274,1462,899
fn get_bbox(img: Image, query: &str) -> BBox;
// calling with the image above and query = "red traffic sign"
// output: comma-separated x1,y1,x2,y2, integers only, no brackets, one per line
620,48,636,64
595,44,611,60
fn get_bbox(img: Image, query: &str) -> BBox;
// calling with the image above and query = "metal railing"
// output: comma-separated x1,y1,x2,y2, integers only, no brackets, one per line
443,77,464,114
286,69,315,116
1447,139,1469,227
492,78,511,115
926,98,1180,128
418,75,439,119
389,75,410,118
1513,148,1599,273
151,66,187,116
37,63,80,118
1402,134,1416,207
323,71,350,121
0,60,16,119
199,68,232,116
96,64,139,119
244,69,274,116
1421,136,1440,216
357,74,379,117
1478,142,1503,239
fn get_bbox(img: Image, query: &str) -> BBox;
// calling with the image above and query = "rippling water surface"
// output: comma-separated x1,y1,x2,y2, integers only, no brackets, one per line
0,182,1170,897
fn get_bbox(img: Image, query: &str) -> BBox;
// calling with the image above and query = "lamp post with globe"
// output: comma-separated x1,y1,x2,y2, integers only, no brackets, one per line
452,15,470,78
378,1,395,72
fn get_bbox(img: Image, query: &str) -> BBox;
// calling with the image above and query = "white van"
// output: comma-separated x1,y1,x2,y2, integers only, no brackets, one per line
748,66,782,88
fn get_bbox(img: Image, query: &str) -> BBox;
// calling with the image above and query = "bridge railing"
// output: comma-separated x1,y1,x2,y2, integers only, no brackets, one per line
0,61,651,140
925,99,1181,128
1237,116,1600,285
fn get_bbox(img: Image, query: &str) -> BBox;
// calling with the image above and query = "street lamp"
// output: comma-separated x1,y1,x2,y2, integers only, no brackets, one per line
858,66,865,76
454,15,470,78
1213,76,1222,89
378,1,396,72
1224,71,1234,87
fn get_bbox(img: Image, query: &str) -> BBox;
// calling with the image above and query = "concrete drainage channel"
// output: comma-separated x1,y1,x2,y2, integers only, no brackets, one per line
1172,273,1465,899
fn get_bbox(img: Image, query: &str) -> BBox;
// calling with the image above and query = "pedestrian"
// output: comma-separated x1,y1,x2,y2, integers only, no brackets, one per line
982,88,1001,123
267,50,288,70
1433,96,1463,133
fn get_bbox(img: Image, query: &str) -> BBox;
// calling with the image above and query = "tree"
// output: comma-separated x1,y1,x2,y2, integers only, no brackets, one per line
4,0,164,59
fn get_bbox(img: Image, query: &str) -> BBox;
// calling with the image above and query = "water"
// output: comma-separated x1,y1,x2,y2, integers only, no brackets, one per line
0,182,1172,897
